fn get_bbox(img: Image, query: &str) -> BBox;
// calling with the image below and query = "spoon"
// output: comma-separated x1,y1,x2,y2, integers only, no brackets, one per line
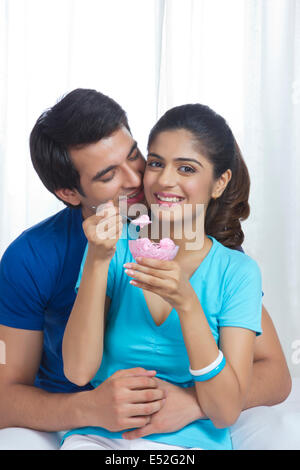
90,205,134,223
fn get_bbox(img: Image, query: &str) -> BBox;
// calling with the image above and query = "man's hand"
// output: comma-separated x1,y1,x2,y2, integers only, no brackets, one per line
80,368,167,432
122,378,205,440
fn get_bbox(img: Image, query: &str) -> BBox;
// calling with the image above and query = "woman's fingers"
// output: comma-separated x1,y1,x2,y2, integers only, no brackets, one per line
125,269,164,289
96,216,123,240
136,257,175,270
123,261,174,280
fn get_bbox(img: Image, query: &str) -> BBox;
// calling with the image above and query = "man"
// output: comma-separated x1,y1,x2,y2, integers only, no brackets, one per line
0,89,291,449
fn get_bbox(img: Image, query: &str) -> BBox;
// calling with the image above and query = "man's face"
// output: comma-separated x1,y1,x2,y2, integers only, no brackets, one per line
67,126,146,218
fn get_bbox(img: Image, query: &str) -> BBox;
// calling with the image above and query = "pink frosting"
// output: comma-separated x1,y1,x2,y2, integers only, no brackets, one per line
131,214,152,228
129,237,179,261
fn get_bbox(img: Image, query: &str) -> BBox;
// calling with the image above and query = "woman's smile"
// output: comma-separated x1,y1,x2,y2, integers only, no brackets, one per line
153,191,186,207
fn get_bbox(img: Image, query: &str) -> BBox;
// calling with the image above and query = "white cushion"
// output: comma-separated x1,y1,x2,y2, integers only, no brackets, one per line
230,377,300,450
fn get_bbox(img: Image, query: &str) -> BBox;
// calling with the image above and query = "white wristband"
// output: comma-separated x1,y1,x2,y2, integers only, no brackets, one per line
189,350,224,376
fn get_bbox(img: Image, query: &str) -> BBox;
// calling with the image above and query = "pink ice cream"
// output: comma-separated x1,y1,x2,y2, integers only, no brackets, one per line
131,214,152,228
129,237,179,261
129,214,178,260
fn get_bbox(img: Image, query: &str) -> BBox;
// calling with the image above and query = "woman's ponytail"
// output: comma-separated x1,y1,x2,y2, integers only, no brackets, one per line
205,139,250,249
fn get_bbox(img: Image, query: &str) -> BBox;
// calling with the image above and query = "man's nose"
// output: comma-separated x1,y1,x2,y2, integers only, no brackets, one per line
122,164,143,188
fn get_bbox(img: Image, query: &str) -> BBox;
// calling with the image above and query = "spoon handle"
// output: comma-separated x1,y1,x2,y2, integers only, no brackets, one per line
90,205,133,222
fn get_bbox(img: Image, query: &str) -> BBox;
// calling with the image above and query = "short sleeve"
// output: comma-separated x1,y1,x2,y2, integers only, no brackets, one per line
218,258,263,336
0,238,54,331
233,245,264,298
75,244,117,299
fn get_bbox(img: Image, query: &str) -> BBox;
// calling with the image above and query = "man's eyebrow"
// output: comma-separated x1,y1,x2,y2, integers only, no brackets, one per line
147,152,203,168
91,141,138,181
91,165,116,181
127,141,138,157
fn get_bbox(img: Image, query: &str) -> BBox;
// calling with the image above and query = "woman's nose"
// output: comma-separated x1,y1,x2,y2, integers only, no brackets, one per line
157,166,177,188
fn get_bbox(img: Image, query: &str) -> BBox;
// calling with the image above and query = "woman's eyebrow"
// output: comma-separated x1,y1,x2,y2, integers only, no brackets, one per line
91,141,138,181
147,152,203,168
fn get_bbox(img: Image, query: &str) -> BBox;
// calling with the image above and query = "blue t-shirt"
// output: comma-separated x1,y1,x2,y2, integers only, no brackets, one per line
63,230,262,449
0,207,93,393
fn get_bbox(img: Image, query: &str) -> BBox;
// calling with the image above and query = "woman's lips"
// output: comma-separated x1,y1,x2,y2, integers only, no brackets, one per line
153,192,185,207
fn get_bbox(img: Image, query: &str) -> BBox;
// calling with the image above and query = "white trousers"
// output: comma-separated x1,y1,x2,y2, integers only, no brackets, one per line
60,434,202,451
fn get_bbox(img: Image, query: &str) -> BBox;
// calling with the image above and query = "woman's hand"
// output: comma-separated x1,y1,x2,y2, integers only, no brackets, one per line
83,201,123,262
123,257,195,312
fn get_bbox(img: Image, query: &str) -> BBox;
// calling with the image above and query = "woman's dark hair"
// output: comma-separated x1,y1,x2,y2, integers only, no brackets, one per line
147,104,250,249
30,88,130,208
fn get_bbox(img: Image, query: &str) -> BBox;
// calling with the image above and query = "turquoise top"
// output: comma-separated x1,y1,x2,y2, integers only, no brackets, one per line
63,226,262,449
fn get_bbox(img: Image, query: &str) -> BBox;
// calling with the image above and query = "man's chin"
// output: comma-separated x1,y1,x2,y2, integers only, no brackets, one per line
127,196,147,207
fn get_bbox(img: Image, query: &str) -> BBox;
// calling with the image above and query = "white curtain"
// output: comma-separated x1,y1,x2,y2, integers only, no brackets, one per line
157,0,300,377
0,0,299,376
0,0,161,252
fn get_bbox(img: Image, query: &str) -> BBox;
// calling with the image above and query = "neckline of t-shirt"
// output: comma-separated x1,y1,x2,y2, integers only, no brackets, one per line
139,235,218,330
126,230,218,275
188,235,218,282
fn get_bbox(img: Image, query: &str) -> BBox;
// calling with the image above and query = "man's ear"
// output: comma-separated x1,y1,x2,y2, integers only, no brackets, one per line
54,188,81,207
211,169,232,199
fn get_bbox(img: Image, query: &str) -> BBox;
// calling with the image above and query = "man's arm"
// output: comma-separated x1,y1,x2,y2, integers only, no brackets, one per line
0,325,78,431
0,325,165,432
244,304,292,408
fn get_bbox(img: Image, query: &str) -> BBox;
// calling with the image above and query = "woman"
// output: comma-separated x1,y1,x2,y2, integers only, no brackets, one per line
61,104,262,450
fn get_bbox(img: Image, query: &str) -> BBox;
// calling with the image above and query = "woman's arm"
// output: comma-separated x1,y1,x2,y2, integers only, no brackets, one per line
62,203,123,386
124,256,260,429
122,304,291,440
62,248,111,386
177,293,256,429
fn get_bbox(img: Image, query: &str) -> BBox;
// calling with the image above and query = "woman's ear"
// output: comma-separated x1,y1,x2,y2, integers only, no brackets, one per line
54,188,81,207
212,169,232,199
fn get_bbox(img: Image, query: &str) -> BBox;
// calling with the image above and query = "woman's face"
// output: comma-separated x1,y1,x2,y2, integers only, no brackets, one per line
143,129,223,226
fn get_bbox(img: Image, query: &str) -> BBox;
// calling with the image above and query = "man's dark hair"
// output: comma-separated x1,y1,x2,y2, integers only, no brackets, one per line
30,88,130,208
